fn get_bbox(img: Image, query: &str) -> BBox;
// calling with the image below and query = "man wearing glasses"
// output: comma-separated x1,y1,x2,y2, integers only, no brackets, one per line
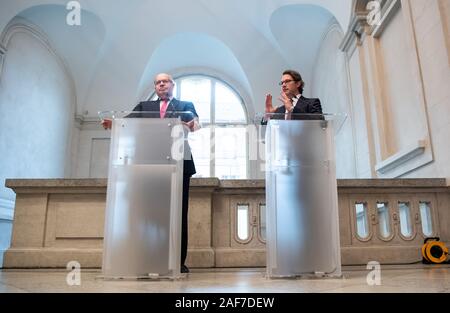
265,69,323,120
102,73,199,274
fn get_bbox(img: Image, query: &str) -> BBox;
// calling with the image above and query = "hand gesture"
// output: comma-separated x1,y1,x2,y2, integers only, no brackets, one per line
279,92,293,112
182,118,200,132
182,119,195,132
265,94,276,113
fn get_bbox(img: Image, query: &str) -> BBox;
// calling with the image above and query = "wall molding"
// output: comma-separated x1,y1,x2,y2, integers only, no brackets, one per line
371,0,402,38
74,114,101,130
375,140,426,174
0,17,75,88
0,17,51,52
0,16,77,115
438,0,450,66
340,14,367,54
364,0,435,178
341,0,400,53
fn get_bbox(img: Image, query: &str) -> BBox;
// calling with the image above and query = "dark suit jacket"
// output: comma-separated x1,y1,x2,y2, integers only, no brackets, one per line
273,96,324,120
128,98,198,177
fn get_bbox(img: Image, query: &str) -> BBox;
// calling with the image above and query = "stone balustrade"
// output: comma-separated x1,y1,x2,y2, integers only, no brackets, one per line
3,178,449,268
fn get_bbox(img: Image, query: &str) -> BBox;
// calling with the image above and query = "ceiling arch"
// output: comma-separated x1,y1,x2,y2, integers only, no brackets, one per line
3,4,106,115
0,1,355,115
137,32,252,104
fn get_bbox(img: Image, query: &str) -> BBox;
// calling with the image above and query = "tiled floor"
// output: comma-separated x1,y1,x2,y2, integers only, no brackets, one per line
1,264,450,293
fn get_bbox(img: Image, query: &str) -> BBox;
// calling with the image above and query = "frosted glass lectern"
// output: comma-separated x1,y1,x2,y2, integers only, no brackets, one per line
262,113,344,278
100,111,191,280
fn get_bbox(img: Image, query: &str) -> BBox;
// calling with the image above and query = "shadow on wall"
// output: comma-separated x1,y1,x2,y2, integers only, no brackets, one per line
269,4,337,96
0,4,106,255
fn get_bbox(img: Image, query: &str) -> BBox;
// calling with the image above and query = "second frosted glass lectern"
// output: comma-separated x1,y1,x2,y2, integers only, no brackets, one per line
263,113,343,278
100,111,189,280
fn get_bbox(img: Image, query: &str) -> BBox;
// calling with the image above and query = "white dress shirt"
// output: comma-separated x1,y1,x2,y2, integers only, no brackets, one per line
285,94,301,113
284,94,301,119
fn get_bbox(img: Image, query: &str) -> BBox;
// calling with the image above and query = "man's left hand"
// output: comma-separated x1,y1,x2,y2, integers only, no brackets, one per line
182,118,200,132
279,92,293,112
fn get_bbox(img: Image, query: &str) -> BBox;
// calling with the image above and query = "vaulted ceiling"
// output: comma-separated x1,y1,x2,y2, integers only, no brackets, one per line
0,0,353,116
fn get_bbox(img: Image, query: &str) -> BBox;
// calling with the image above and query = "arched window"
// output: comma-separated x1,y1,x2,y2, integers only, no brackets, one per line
151,75,248,179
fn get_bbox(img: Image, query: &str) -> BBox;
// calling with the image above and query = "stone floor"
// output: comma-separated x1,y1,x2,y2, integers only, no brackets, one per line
1,264,450,293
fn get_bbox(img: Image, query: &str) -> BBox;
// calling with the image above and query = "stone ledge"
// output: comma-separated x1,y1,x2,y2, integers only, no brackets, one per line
5,179,107,188
337,178,448,188
341,246,422,265
5,178,450,189
3,248,103,268
3,248,216,269
219,180,265,189
215,248,266,268
0,246,430,269
190,178,220,187
186,248,215,268
6,178,448,190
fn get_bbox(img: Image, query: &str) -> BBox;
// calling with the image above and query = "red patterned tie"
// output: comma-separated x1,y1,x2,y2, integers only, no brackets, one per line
160,99,168,118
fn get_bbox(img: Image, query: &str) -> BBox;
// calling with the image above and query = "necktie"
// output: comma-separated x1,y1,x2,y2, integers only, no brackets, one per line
285,98,294,120
160,99,169,118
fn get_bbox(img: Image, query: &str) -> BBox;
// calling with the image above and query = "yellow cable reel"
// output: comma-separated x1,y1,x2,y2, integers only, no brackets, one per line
422,237,449,264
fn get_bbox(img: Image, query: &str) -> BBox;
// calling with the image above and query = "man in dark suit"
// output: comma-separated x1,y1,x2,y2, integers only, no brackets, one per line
102,73,199,274
265,69,323,120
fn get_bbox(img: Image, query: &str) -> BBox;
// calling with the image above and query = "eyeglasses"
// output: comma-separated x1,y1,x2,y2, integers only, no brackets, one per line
278,79,296,86
155,79,173,85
